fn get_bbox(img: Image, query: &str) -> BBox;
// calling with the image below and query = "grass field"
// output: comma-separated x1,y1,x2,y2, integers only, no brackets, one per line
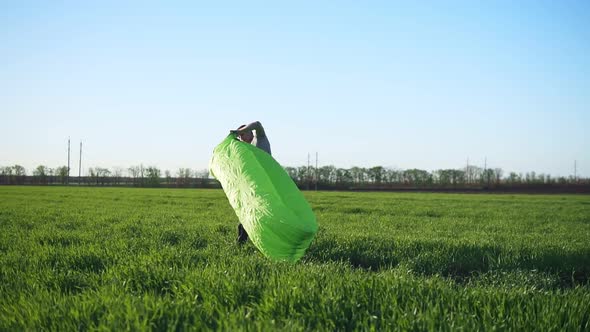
1,186,589,331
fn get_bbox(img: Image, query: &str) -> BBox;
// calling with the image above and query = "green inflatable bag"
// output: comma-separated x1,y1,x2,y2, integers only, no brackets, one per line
209,134,318,262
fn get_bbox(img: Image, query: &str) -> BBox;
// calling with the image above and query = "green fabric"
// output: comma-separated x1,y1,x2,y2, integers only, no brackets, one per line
210,134,318,262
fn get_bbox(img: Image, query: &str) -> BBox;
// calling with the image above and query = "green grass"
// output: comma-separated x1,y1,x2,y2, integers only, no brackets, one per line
1,186,589,331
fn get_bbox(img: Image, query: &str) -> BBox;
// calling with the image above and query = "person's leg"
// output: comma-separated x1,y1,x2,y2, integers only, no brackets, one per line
237,223,248,244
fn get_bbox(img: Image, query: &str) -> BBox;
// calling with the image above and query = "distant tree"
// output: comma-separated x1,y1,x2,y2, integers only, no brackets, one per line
318,165,336,185
545,174,552,184
568,175,577,184
315,166,325,184
307,166,317,186
368,166,385,184
95,168,111,177
481,168,495,187
33,165,47,177
507,172,519,185
195,169,209,179
385,168,402,184
176,168,192,187
12,165,26,176
451,169,466,185
334,168,345,184
165,170,172,185
494,168,503,185
1,166,13,176
0,165,25,184
434,169,451,186
465,165,482,185
145,166,161,187
88,167,110,185
359,167,369,184
349,167,364,184
112,167,124,177
403,169,431,186
176,168,187,178
56,166,69,184
33,165,48,185
5,161,589,190
296,166,309,184
284,167,298,180
339,168,353,185
112,167,125,185
177,168,192,178
128,165,144,186
128,166,140,179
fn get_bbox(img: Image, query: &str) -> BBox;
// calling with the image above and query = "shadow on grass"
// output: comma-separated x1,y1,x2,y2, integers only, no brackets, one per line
304,237,590,287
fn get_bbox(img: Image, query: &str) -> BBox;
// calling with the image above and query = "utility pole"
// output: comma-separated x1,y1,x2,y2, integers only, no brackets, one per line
484,157,488,187
574,160,577,182
67,137,71,184
315,152,318,191
307,153,310,190
79,141,82,179
466,157,469,184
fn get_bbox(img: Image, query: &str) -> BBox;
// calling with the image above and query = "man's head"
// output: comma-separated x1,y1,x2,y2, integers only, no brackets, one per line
237,124,254,143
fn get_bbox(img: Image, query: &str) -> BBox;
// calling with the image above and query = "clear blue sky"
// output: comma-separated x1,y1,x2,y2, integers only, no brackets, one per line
1,1,589,177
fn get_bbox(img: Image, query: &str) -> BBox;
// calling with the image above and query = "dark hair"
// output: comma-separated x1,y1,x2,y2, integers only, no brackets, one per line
238,124,247,130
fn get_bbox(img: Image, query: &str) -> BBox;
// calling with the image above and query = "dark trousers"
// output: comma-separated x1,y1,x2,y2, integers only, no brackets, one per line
237,223,248,243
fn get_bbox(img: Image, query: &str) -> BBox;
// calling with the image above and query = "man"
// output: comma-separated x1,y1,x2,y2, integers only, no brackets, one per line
230,121,271,244
231,121,271,155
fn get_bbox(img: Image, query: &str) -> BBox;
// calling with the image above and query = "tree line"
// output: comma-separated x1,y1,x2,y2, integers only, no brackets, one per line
284,165,587,188
1,163,587,192
0,165,212,188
